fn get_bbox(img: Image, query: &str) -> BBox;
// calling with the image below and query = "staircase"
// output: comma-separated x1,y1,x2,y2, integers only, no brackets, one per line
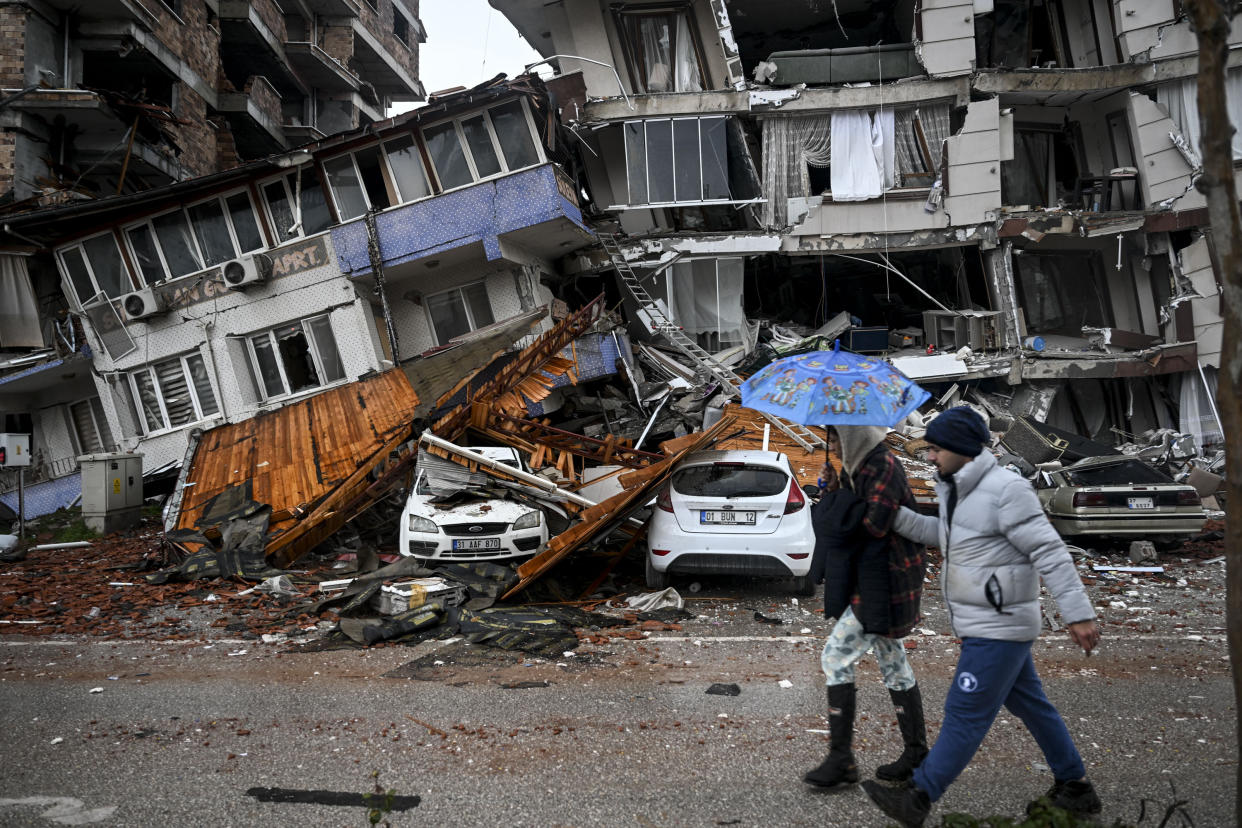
601,234,825,453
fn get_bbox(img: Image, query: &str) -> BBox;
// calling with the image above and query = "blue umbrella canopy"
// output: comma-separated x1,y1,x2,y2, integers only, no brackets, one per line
740,341,930,427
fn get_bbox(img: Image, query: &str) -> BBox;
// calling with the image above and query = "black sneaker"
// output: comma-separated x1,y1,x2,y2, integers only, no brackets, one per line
1028,778,1103,817
861,779,931,828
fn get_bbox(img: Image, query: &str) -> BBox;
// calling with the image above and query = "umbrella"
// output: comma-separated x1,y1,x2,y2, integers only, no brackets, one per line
740,340,930,427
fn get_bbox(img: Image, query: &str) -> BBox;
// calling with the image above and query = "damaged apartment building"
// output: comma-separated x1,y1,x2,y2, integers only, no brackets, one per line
491,0,1228,460
0,0,1233,520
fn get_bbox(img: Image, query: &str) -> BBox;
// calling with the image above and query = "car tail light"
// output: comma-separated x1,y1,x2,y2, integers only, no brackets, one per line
1072,492,1109,507
784,481,806,514
651,548,671,556
656,486,674,513
788,553,809,560
1177,490,1202,506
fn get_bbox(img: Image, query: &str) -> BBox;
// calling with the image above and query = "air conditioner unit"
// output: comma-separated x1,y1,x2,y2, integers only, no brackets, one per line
221,253,273,290
121,287,167,321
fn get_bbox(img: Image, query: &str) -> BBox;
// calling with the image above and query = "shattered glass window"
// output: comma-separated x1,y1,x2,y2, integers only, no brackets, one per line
1063,460,1172,487
263,180,297,243
247,314,345,400
126,225,166,287
490,101,539,170
263,172,333,242
58,247,96,307
425,122,473,190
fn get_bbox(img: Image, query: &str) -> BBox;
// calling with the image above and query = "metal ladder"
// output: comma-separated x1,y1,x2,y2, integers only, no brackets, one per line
601,234,825,453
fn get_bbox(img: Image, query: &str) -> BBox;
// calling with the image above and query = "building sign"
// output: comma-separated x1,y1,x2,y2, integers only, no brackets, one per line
148,236,331,314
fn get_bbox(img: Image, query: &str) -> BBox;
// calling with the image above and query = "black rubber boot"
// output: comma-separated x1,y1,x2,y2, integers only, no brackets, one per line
862,779,931,828
875,684,929,782
1027,778,1103,816
803,683,858,790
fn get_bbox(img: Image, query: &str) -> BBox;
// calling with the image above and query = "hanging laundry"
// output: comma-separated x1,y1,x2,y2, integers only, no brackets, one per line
831,110,884,200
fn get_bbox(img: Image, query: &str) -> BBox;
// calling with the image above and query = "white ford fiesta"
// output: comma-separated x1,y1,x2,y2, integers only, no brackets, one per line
645,449,816,595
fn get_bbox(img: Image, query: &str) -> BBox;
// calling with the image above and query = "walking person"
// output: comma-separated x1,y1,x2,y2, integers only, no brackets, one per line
863,406,1102,827
804,424,928,791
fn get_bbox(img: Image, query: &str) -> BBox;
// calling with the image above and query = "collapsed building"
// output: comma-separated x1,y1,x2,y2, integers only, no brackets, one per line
0,0,1231,533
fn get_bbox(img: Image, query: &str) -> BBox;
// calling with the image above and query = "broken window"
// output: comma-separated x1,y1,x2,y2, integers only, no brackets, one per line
647,258,750,351
624,116,733,205
68,398,114,455
1001,127,1080,208
614,4,706,93
1013,251,1112,335
384,134,433,203
422,100,544,191
246,314,346,400
324,144,397,220
394,9,410,46
760,103,948,225
124,192,265,284
1156,69,1242,162
56,233,130,306
426,282,495,344
128,353,220,434
261,169,333,243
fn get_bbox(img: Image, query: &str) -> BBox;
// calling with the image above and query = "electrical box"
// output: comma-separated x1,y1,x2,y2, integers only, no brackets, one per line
79,452,143,534
922,310,1003,351
0,434,31,467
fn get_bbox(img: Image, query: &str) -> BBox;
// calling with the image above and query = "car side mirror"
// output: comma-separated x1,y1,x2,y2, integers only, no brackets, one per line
802,484,820,499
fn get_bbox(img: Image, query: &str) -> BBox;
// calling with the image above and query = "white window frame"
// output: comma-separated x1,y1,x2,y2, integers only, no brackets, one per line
55,232,133,306
323,135,434,219
127,352,220,436
187,189,267,260
619,115,759,209
258,169,332,243
424,281,494,345
423,98,545,192
123,207,207,286
244,314,345,401
67,397,109,455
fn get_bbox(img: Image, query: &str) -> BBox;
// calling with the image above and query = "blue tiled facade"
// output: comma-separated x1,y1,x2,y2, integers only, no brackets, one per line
0,474,82,520
331,164,589,277
525,331,628,417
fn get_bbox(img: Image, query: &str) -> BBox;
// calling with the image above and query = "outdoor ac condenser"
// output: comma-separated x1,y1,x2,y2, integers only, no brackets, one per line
121,287,167,321
222,253,273,290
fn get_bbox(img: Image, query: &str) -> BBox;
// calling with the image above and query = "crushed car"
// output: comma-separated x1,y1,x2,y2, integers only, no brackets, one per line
1035,455,1206,544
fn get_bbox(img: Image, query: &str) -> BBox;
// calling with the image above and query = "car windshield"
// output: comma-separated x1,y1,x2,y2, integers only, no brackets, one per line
672,463,788,498
414,455,521,495
1062,460,1172,487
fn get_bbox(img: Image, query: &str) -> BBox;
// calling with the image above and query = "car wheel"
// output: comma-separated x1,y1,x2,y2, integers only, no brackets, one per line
645,553,670,589
791,574,816,597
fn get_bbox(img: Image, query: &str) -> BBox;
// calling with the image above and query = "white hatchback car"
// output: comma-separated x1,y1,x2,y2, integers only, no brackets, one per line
645,449,815,594
398,447,549,563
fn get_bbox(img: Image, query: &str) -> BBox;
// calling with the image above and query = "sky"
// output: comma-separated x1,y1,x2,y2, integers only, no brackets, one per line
391,3,542,115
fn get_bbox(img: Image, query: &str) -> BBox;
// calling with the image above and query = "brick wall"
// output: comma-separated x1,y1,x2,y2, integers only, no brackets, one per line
213,120,241,171
251,0,288,42
144,1,221,179
0,133,16,198
322,23,355,68
0,6,27,89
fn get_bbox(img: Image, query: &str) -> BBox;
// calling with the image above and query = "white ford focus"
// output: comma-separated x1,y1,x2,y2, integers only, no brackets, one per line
645,450,816,595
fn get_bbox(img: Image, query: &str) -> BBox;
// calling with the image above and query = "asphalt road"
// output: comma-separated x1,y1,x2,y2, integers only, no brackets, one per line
0,549,1235,828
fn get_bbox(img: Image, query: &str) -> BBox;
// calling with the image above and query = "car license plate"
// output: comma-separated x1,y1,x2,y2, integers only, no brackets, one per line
1127,497,1154,510
700,510,756,525
452,538,501,550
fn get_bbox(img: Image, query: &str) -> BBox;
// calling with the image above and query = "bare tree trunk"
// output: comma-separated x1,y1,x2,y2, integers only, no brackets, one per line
1183,1,1242,823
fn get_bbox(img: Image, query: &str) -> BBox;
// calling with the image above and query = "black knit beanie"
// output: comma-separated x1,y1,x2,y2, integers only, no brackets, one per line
925,406,990,458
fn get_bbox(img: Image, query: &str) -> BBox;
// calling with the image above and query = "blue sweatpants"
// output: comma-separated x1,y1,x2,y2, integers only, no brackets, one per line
913,637,1085,802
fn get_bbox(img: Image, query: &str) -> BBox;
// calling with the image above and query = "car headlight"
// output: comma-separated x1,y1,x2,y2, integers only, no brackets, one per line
513,510,541,531
407,515,438,534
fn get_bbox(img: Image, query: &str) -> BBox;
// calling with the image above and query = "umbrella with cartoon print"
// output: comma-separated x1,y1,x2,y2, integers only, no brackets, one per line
739,339,929,427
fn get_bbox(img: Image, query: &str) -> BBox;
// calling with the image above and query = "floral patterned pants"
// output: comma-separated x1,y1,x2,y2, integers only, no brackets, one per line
820,606,917,690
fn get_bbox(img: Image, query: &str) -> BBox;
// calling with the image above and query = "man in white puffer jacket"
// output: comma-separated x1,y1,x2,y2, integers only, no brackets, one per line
861,406,1102,827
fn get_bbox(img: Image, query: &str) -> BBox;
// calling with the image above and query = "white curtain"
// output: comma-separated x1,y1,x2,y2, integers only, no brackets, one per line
874,108,896,190
1157,72,1242,161
760,115,832,227
673,15,702,93
0,254,44,348
1178,366,1224,453
668,259,748,350
920,102,951,174
638,14,702,93
831,110,884,201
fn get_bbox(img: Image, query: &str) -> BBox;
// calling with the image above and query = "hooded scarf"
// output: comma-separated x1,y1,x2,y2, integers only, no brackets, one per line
835,425,889,479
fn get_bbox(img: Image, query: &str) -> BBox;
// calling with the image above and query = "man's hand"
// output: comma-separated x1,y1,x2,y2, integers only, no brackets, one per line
1067,620,1100,655
818,462,839,492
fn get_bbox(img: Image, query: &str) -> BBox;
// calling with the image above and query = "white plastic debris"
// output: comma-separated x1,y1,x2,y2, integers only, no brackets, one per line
50,737,63,745
227,649,248,657
88,687,103,694
625,587,684,612
778,679,794,689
